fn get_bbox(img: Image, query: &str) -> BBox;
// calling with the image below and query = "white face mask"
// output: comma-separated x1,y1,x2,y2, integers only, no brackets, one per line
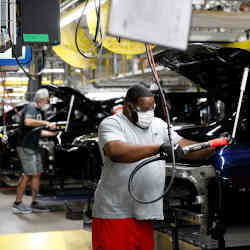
136,110,154,129
41,103,50,111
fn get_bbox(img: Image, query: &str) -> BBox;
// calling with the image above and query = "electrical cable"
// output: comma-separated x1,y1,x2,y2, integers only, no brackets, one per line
147,42,177,195
128,136,229,204
7,17,46,80
74,0,103,59
128,155,168,204
9,38,45,80
93,0,101,43
146,44,160,83
147,44,173,146
93,0,103,50
127,44,177,204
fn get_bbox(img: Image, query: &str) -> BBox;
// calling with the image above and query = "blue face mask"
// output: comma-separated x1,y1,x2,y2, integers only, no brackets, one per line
41,103,50,111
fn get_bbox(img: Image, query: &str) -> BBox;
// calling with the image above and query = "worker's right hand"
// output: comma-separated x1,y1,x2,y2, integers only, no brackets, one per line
159,143,184,161
45,121,56,130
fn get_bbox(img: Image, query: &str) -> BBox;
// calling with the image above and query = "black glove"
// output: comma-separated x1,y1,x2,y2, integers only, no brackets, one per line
159,143,184,161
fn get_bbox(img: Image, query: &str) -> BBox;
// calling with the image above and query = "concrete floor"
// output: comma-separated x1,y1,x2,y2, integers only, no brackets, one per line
2,187,250,250
0,187,93,250
0,230,92,250
0,187,86,235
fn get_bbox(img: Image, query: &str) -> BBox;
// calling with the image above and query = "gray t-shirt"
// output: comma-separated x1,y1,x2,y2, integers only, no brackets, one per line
18,103,44,150
92,112,182,220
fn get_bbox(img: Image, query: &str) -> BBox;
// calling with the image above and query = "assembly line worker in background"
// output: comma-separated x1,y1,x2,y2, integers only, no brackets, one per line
92,84,216,250
12,88,57,214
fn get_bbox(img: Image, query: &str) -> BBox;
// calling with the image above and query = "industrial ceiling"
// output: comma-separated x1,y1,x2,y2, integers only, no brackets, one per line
1,0,250,103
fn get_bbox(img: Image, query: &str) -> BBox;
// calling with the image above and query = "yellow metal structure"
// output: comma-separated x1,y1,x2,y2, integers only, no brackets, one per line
0,230,92,250
87,0,148,55
53,23,97,69
0,80,64,86
224,39,250,50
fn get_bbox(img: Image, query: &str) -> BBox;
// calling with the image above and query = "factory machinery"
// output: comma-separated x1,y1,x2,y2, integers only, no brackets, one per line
1,1,250,249
155,143,250,250
128,44,250,250
130,136,250,250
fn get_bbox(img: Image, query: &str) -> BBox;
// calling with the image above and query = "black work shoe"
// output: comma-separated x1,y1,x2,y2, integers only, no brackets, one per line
31,201,50,213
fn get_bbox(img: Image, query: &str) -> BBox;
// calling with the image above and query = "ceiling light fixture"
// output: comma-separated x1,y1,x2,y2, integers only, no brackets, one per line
17,68,65,73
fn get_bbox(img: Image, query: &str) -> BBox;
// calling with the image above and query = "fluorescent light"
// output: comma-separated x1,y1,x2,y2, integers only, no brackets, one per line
0,77,29,81
86,92,125,100
17,68,65,73
42,68,65,73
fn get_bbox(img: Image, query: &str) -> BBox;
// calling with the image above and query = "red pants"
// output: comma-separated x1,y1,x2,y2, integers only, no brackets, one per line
92,217,154,250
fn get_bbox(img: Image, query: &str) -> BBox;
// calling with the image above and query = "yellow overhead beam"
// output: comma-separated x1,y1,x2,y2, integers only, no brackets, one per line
0,80,64,86
224,40,250,50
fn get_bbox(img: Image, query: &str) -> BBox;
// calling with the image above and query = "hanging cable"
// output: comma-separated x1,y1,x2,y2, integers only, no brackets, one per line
74,0,103,59
93,0,101,43
7,16,45,80
9,38,44,80
128,155,167,204
145,44,160,83
145,43,173,145
128,136,229,204
128,44,177,204
93,0,104,50
147,42,176,164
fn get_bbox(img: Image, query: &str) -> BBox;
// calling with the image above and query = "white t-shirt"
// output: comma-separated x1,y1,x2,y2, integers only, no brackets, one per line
92,112,182,220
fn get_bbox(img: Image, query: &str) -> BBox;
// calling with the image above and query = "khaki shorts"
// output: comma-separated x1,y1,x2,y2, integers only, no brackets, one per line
16,147,43,176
